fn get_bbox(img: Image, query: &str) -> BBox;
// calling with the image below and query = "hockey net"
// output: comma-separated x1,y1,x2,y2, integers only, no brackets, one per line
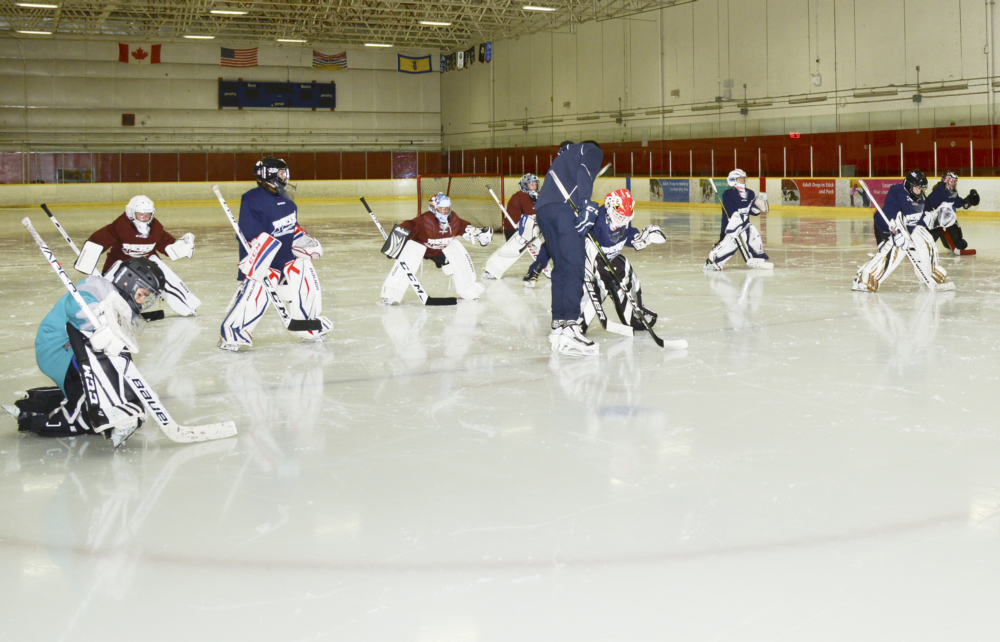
417,174,504,230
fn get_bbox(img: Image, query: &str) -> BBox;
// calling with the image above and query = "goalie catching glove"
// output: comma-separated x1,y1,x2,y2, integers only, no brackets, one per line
291,225,323,259
165,233,195,260
89,290,141,355
632,225,666,251
751,193,768,215
463,225,493,246
381,224,411,259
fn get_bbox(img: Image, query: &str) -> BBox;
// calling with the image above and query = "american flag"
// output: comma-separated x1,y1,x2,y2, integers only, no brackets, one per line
313,50,347,70
220,47,257,68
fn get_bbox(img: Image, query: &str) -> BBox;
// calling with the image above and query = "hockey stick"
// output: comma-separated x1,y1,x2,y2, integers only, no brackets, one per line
545,170,681,348
21,217,237,444
359,197,458,306
941,227,976,256
42,204,166,321
212,185,324,331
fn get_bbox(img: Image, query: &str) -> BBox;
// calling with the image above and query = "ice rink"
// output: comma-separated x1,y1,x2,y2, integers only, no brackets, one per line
3,199,1000,641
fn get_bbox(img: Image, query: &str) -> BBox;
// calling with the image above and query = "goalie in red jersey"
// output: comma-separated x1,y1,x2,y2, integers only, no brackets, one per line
380,193,493,304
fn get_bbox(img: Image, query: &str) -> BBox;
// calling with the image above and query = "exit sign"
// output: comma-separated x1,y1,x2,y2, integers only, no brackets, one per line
789,132,801,139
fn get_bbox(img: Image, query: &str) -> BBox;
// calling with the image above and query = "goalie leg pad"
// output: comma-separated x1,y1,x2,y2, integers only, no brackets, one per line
382,240,427,303
707,233,741,268
483,233,529,279
853,240,904,292
65,325,144,434
283,257,332,339
149,255,201,316
442,240,483,300
907,226,947,287
744,224,768,259
220,280,268,348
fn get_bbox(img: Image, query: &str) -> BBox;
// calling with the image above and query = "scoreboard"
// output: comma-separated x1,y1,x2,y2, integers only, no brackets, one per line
218,80,336,109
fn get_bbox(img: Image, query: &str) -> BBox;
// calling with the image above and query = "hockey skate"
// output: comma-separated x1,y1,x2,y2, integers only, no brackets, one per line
548,320,566,349
746,257,774,270
557,322,599,356
482,270,498,280
703,259,723,271
218,337,247,352
524,267,542,288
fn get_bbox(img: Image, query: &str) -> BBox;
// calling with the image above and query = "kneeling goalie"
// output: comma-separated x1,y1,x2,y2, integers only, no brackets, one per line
579,189,666,337
6,258,165,447
380,193,492,304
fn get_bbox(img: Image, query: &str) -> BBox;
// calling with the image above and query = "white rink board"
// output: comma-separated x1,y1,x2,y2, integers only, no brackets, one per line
2,200,1000,641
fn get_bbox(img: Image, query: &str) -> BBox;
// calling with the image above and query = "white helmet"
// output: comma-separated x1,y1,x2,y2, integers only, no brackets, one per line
125,195,155,237
727,169,747,190
430,192,451,219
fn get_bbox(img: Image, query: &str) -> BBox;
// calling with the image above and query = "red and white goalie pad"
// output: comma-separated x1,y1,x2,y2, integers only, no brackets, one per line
220,280,269,348
239,232,282,283
279,257,332,339
292,225,323,259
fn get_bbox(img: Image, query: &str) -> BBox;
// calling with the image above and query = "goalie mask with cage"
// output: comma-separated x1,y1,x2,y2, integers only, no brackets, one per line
604,189,635,230
125,195,155,237
942,170,958,193
110,257,165,315
254,156,292,196
519,173,540,199
904,169,928,201
430,193,452,222
727,169,748,194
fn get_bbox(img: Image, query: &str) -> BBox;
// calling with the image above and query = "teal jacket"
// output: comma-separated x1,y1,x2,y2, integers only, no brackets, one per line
35,276,119,393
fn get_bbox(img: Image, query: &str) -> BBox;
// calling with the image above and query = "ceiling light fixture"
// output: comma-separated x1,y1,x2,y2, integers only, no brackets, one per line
365,43,392,47
183,35,215,39
16,3,59,8
277,38,306,43
17,29,52,34
419,21,451,26
210,9,247,15
523,5,557,11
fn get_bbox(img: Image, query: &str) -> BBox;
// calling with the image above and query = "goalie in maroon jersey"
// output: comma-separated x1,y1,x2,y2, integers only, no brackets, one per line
73,195,201,316
380,192,493,304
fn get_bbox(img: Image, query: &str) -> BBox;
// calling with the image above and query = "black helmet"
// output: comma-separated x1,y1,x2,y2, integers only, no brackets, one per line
557,140,575,155
254,156,290,194
904,169,928,201
110,258,165,315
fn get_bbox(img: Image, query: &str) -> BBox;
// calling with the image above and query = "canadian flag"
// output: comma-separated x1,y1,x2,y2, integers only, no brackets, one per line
118,43,161,64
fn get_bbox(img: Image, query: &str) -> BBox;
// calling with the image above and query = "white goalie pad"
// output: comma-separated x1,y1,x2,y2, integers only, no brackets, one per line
220,279,269,348
442,239,484,300
80,342,145,433
281,257,332,339
149,255,201,316
708,223,765,268
906,225,949,289
75,241,104,275
852,240,905,292
483,232,529,279
517,215,538,244
381,240,427,304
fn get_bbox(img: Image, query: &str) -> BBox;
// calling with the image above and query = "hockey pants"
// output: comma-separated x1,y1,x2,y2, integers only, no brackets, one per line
536,203,585,322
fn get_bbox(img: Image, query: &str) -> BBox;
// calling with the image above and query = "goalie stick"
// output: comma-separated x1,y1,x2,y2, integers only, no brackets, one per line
41,204,165,321
359,197,458,306
545,167,686,349
212,185,324,331
21,217,237,444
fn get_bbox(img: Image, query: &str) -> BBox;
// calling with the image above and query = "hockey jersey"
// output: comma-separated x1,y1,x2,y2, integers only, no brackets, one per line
535,142,604,212
590,207,639,260
875,184,926,234
87,214,177,273
35,276,126,393
504,191,536,231
719,187,758,234
924,182,967,212
237,186,299,280
399,211,473,258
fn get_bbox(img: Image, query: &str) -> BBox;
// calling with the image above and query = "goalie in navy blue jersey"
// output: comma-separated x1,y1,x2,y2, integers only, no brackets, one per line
925,171,978,254
703,169,772,270
219,157,332,351
579,189,666,333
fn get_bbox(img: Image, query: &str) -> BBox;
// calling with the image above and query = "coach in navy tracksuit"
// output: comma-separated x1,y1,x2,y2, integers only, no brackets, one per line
534,141,603,354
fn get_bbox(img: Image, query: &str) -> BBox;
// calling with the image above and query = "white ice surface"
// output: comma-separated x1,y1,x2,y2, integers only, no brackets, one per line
2,200,1000,641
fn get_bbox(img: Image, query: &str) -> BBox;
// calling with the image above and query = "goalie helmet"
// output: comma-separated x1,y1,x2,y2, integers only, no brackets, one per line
430,193,451,221
254,156,291,195
604,188,634,229
904,169,927,201
942,170,958,193
125,195,155,237
519,173,539,199
110,257,165,315
557,140,575,156
727,169,747,193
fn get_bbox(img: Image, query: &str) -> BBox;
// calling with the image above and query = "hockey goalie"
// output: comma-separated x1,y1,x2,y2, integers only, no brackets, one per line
380,192,492,304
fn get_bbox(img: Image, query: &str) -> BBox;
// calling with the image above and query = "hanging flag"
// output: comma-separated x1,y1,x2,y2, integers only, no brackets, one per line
485,42,492,63
456,51,464,70
118,43,161,64
397,54,432,74
464,47,475,68
313,50,347,70
479,44,485,64
220,47,258,68
445,53,456,72
440,54,446,73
